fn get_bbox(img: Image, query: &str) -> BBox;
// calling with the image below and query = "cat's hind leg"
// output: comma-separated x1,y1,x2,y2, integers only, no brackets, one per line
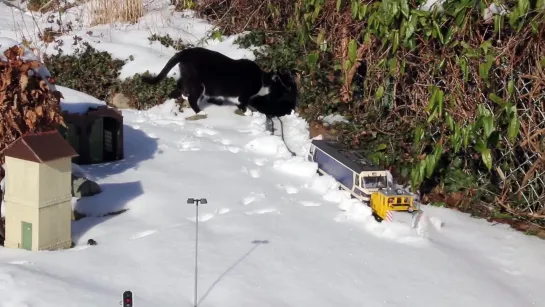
185,83,207,121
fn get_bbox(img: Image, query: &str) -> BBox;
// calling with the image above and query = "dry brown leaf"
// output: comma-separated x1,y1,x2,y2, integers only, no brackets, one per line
12,94,18,109
25,109,37,123
39,79,48,91
6,113,22,134
25,118,34,130
19,63,30,73
35,105,43,116
16,46,24,57
11,60,22,67
29,61,41,70
0,70,11,91
19,74,28,91
31,89,39,99
20,91,29,105
1,44,64,162
53,90,64,101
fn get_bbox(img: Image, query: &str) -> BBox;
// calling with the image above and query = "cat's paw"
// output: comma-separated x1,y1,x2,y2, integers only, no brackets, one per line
186,113,208,121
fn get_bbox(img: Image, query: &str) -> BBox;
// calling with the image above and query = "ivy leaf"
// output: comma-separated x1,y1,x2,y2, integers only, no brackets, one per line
481,148,493,170
507,79,515,96
376,143,387,151
358,4,367,19
481,115,495,139
474,138,487,154
348,39,357,63
400,0,409,18
507,114,520,143
413,125,424,147
425,156,435,178
487,131,501,148
374,85,384,100
489,93,505,106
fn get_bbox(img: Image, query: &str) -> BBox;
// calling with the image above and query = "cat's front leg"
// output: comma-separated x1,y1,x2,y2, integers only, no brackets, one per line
234,96,253,116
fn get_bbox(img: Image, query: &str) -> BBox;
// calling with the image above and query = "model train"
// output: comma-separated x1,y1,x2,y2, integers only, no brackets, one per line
307,139,419,222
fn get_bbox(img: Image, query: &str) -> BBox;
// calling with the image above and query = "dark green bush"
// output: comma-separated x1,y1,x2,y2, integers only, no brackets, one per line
44,41,125,102
228,0,545,226
148,34,189,51
43,40,179,110
119,73,179,109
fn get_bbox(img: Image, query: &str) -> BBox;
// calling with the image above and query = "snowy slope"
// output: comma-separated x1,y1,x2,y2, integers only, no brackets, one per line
0,2,545,307
2,101,545,307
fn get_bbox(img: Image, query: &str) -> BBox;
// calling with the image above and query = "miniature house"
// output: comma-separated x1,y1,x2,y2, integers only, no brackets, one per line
59,106,124,165
2,130,78,251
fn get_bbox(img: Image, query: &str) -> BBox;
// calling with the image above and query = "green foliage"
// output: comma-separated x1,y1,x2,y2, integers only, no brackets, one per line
442,157,478,194
430,201,448,208
119,73,178,109
44,41,125,101
44,40,178,110
174,0,197,10
27,0,50,11
226,0,545,221
148,34,188,51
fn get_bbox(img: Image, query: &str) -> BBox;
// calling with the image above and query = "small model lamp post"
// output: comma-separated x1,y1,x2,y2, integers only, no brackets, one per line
187,197,207,307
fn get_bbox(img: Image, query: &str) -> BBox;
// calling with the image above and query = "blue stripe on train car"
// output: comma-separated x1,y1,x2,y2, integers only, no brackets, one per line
314,148,354,190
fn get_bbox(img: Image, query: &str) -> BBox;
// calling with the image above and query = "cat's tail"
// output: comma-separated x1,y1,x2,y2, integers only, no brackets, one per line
141,50,185,85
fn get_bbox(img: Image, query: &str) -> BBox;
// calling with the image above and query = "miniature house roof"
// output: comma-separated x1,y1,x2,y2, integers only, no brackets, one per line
2,130,78,163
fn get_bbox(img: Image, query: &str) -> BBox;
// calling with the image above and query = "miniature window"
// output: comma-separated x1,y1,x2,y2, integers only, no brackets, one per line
354,174,360,187
363,176,388,189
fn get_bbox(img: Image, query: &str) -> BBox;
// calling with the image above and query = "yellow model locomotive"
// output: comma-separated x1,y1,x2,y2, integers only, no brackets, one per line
308,139,419,222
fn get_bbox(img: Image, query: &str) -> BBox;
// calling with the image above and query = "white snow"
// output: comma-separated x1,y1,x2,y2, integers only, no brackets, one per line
1,2,545,307
273,156,317,177
483,3,509,22
319,113,349,126
57,85,107,114
418,0,446,12
0,37,38,62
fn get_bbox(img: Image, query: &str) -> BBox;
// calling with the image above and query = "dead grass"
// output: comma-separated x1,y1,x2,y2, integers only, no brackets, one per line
89,0,144,25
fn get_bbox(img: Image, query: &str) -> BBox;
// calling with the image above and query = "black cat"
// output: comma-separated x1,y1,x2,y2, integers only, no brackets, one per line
248,71,299,119
141,47,286,120
247,71,299,156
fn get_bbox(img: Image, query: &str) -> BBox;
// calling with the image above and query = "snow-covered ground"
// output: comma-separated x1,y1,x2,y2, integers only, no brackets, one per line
1,2,545,307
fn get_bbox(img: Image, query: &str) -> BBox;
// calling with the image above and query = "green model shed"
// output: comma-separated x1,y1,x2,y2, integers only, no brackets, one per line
59,106,124,165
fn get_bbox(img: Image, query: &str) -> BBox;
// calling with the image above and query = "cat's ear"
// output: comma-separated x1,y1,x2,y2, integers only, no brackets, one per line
271,73,280,81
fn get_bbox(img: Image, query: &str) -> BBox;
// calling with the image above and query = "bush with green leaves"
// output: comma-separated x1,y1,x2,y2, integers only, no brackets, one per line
148,34,189,51
43,40,179,110
118,73,179,109
44,41,125,102
223,0,545,224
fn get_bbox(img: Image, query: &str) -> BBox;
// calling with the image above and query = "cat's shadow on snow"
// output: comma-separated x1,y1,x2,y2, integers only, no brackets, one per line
80,124,159,180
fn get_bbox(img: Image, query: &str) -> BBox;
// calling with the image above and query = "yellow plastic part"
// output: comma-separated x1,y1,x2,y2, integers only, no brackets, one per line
370,190,417,221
